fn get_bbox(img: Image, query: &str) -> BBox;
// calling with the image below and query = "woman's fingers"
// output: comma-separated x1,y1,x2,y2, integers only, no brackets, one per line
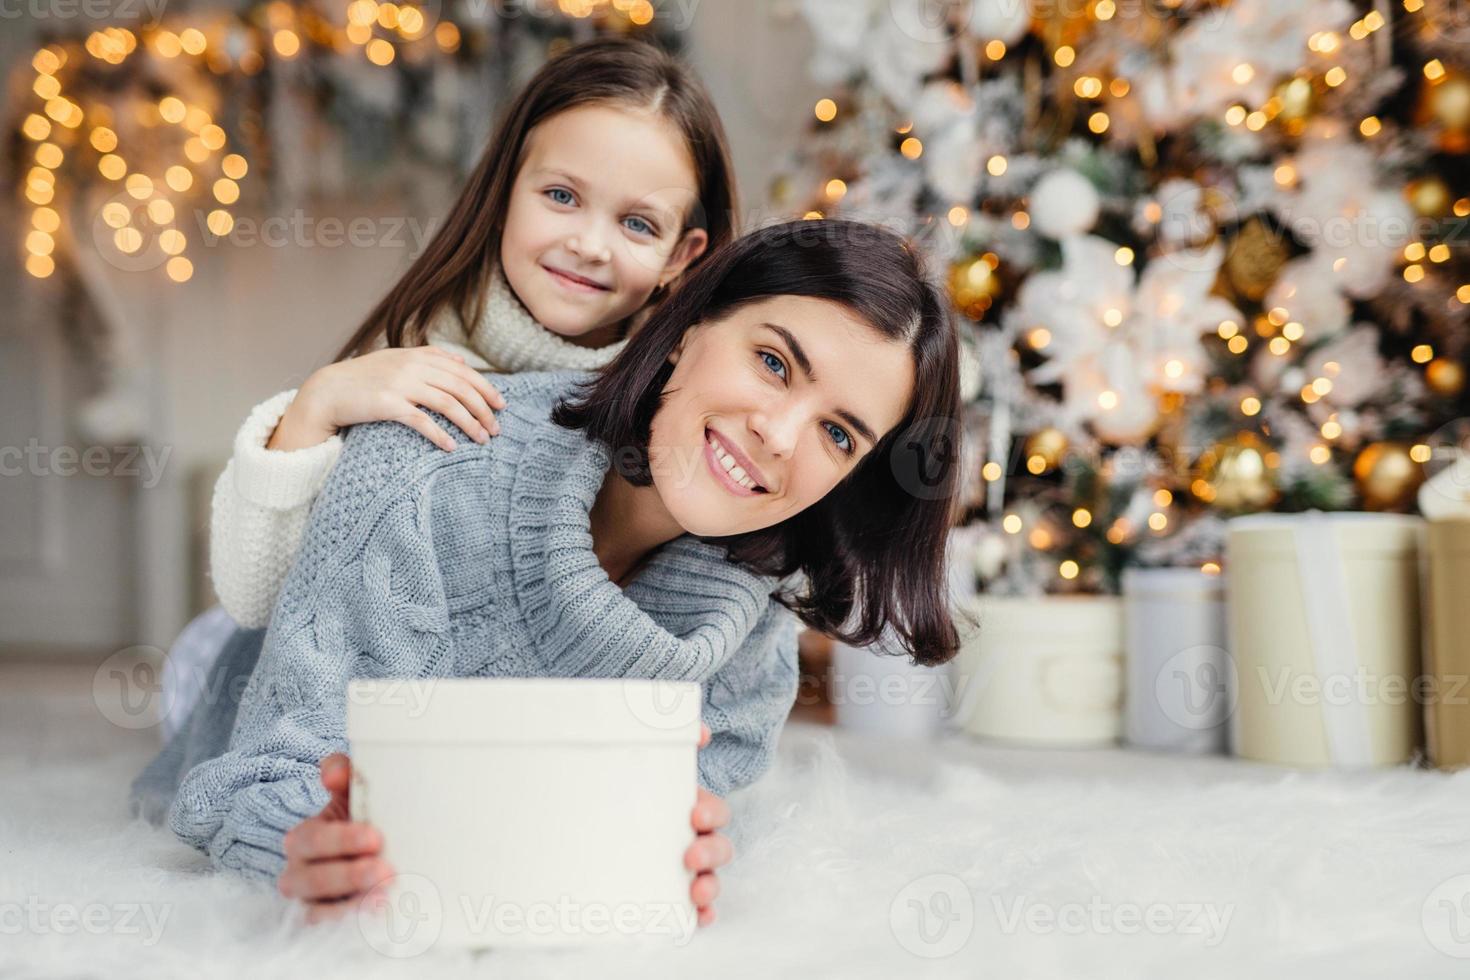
683,831,733,873
690,870,720,908
283,818,381,863
319,753,350,794
698,723,711,749
303,897,357,925
691,788,730,833
283,856,393,903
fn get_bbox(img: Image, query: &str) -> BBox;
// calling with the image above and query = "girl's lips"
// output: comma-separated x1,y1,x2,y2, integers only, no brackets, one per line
542,264,610,293
704,434,762,498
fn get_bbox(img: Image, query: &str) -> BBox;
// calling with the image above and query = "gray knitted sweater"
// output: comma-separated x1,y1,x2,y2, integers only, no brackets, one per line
165,369,800,882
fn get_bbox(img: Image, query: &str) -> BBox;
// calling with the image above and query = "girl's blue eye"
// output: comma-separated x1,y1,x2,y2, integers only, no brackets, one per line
546,188,575,206
624,216,654,236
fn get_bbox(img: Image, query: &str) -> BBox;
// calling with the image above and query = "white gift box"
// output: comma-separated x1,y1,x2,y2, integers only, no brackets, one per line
1121,567,1231,754
1225,512,1424,768
951,595,1123,746
830,639,953,739
346,677,701,951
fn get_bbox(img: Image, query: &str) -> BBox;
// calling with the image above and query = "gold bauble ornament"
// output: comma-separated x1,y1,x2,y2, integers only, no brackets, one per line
1407,176,1453,218
1225,216,1291,302
1193,432,1280,512
1420,69,1470,153
1354,442,1425,511
948,253,1002,320
1024,427,1068,471
1277,76,1316,122
1427,357,1467,397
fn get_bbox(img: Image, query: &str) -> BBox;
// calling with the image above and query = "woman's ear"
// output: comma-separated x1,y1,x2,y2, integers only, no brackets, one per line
658,228,709,289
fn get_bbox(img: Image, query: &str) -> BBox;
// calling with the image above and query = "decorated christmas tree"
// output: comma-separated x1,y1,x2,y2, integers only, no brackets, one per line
778,0,1470,595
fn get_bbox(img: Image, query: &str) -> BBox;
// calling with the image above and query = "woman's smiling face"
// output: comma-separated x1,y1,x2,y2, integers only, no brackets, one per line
645,295,916,537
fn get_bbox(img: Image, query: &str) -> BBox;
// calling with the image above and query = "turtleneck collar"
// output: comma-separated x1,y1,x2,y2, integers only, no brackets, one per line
425,266,630,374
499,403,779,684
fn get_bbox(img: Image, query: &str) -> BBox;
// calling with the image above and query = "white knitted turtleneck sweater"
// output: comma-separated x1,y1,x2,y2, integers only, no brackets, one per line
210,268,629,627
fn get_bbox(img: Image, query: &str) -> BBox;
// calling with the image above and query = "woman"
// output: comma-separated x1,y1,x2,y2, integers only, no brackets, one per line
140,218,963,923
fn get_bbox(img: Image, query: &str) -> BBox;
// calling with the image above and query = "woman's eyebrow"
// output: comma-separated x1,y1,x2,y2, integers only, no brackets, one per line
760,322,878,446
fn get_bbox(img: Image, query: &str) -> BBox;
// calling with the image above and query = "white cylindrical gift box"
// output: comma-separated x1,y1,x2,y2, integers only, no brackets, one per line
952,595,1123,745
831,639,952,739
1121,567,1231,754
1225,512,1424,768
347,677,700,950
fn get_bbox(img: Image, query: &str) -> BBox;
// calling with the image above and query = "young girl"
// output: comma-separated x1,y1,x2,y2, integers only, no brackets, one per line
161,35,738,734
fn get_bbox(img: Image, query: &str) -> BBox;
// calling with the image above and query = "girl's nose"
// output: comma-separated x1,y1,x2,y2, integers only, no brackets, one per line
566,230,611,264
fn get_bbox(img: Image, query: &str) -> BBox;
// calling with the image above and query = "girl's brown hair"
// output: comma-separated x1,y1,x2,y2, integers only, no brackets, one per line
335,36,738,361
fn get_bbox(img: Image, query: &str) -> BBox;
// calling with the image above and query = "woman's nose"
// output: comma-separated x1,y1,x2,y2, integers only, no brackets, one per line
749,410,799,458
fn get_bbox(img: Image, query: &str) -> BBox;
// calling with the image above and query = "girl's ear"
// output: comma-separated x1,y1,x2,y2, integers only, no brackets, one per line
658,227,710,289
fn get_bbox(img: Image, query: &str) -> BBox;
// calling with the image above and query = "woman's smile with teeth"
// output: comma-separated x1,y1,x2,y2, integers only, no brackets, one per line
706,430,765,493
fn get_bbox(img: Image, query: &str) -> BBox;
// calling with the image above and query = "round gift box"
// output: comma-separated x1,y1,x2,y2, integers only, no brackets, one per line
831,639,952,739
1121,567,1231,754
1425,520,1470,770
346,677,701,950
951,595,1123,746
1225,512,1424,768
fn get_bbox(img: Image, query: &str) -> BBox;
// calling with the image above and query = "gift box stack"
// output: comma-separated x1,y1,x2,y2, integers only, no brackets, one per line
822,459,1470,773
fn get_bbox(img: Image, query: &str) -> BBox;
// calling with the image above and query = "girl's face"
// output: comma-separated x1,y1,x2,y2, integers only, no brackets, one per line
500,103,710,347
645,295,916,538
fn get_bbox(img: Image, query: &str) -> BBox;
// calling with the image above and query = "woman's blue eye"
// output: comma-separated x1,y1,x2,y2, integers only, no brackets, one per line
546,188,575,205
759,350,853,455
759,350,786,379
624,216,654,236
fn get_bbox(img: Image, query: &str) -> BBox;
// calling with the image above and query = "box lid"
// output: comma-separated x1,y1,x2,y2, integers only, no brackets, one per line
346,677,702,745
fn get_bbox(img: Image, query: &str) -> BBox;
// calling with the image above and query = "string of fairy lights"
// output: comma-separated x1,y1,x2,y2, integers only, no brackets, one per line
14,0,656,284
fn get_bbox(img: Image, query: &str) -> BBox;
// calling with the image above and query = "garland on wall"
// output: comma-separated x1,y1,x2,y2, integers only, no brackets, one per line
7,0,675,285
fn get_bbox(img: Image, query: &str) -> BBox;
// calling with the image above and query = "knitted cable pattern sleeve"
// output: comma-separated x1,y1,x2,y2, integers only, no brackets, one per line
696,603,801,797
170,421,455,882
210,389,344,628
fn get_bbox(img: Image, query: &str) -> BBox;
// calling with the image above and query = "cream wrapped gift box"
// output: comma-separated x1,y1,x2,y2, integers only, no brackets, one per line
1225,512,1424,768
952,595,1123,746
347,677,701,951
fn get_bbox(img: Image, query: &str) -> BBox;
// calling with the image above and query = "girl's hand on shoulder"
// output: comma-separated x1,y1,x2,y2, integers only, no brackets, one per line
268,346,507,453
278,753,395,924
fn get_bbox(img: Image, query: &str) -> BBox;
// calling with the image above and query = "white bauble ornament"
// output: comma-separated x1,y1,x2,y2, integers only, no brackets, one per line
1030,169,1100,239
967,0,1031,45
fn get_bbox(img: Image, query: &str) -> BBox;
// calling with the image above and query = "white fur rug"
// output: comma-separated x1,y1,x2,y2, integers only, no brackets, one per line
6,713,1470,979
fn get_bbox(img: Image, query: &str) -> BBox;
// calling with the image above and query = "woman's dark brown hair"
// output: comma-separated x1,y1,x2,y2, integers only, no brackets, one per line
553,219,964,666
335,36,738,360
